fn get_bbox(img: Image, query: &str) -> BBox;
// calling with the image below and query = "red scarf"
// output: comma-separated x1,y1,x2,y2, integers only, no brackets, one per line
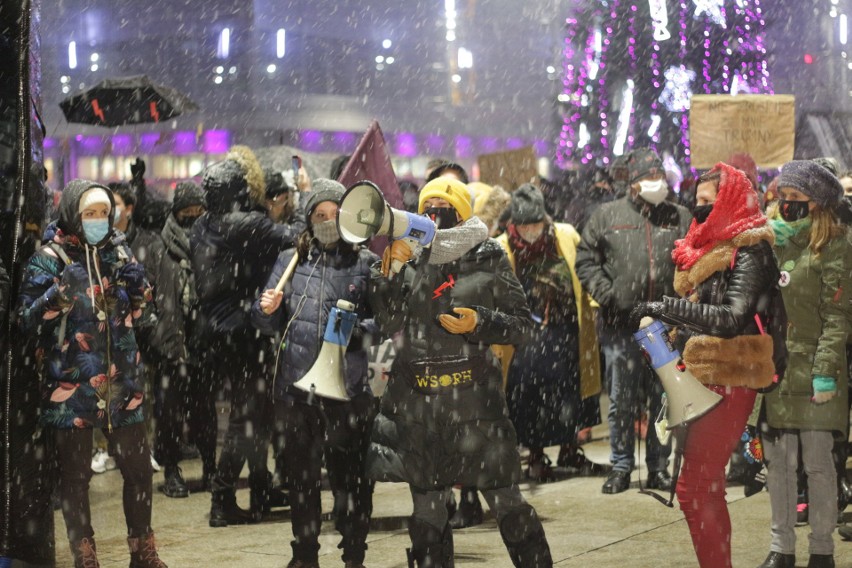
672,162,766,270
507,223,558,262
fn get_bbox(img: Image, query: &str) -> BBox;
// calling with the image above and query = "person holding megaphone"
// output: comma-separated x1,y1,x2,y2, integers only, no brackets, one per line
251,179,379,568
366,177,553,568
629,162,786,568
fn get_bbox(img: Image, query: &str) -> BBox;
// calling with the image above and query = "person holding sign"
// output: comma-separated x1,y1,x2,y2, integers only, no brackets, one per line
252,180,379,568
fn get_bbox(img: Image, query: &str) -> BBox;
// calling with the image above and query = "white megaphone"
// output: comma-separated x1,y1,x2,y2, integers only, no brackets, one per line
293,300,359,401
633,317,722,435
337,180,436,275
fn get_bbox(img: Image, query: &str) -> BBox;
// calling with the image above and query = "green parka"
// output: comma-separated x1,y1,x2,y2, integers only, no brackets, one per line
765,229,851,432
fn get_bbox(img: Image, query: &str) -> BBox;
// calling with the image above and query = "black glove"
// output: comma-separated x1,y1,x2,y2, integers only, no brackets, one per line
628,301,665,330
130,158,146,181
347,326,364,353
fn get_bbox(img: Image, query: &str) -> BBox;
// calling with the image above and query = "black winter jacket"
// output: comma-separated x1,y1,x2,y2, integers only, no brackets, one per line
251,242,379,401
190,211,304,344
148,216,199,362
575,195,691,327
660,242,779,337
367,238,532,490
657,237,787,388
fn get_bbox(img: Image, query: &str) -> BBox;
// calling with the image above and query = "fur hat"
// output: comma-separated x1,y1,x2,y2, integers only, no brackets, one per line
78,186,112,213
776,160,843,209
510,183,546,224
304,178,345,221
172,182,204,214
418,177,473,221
226,145,265,207
627,148,663,184
471,183,511,232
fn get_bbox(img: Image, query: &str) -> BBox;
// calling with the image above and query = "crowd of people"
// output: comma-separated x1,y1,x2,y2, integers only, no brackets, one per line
12,142,852,568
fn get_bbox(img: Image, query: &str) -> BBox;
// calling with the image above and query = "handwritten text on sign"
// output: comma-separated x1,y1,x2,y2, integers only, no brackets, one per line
689,94,795,169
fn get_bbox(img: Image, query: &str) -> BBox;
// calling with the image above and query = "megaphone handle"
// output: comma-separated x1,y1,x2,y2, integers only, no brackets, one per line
274,252,300,294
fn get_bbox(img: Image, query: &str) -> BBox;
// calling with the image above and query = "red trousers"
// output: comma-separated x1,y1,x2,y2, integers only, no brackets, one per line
676,385,756,568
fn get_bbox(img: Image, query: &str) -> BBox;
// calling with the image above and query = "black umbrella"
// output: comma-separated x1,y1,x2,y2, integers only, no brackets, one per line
59,74,199,126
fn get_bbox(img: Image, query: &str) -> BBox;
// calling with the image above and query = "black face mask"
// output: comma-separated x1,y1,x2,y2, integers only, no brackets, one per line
778,200,810,222
692,204,713,224
178,215,201,228
424,207,459,230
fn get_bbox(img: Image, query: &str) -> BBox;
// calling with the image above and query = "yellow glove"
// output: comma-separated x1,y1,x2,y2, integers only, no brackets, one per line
381,240,413,276
439,307,478,334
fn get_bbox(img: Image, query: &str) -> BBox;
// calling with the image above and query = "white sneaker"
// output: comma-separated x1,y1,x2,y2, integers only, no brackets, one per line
150,454,161,472
91,449,109,474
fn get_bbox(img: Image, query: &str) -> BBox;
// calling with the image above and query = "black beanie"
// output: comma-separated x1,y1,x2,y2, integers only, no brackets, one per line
264,168,292,200
511,183,546,224
776,160,843,209
627,148,663,184
172,181,205,214
304,178,345,222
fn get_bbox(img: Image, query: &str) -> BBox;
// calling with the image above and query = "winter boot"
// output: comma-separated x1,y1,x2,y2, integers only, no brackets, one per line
448,487,483,529
807,554,835,568
127,532,168,568
757,551,796,568
407,516,452,567
209,491,254,527
834,439,850,512
498,505,553,568
285,560,319,568
69,536,100,568
160,466,189,498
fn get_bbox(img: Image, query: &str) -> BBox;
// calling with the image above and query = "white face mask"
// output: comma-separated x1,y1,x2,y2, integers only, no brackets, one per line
638,179,668,205
113,205,124,223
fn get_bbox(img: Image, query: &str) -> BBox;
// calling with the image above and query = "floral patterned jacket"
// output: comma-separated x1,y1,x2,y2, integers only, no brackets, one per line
17,180,152,430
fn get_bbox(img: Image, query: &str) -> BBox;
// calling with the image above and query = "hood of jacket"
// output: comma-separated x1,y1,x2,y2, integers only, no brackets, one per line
56,179,115,241
202,159,250,214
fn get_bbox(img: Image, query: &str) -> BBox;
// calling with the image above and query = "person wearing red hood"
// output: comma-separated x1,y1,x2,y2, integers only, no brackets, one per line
630,163,786,568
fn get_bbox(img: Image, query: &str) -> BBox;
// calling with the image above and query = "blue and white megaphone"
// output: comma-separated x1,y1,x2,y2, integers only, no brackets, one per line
294,300,359,401
337,180,436,275
633,317,723,435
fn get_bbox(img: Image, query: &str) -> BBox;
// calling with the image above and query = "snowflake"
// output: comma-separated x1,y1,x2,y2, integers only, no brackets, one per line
659,65,696,112
693,0,726,28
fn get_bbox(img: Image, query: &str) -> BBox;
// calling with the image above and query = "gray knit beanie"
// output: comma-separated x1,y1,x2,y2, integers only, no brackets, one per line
776,160,843,209
511,184,546,224
304,178,345,221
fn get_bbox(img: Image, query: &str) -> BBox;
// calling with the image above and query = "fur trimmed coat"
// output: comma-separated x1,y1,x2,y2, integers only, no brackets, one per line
655,225,783,389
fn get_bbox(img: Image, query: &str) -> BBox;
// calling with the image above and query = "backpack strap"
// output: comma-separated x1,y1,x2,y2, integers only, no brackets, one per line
47,243,72,348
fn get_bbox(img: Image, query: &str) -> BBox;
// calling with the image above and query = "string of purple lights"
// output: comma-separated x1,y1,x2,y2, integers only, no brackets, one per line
557,0,773,169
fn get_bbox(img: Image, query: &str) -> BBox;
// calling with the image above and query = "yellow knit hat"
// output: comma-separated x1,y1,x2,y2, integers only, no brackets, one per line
418,177,472,221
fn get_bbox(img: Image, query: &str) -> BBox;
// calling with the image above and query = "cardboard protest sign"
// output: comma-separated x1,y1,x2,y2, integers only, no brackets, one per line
689,94,795,169
477,146,538,191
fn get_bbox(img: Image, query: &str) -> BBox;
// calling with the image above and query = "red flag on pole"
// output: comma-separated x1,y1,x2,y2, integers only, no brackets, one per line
336,120,403,254
337,120,403,209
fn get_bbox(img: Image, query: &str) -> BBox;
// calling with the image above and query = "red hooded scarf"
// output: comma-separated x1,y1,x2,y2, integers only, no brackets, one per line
671,162,766,270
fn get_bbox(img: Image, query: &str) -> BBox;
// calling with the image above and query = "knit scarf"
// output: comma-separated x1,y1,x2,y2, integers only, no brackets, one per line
161,214,197,313
507,223,559,264
162,214,191,262
672,162,767,270
427,216,489,265
769,217,811,247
